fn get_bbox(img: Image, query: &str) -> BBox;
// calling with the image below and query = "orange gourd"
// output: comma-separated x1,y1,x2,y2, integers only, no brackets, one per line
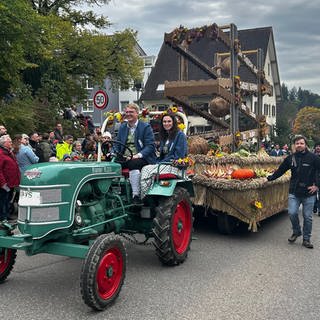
231,168,255,180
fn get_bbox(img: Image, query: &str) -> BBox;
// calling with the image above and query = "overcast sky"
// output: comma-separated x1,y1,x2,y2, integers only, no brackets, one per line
92,0,320,94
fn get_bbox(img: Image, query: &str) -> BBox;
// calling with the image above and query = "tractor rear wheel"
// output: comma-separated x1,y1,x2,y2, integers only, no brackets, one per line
153,187,193,266
0,248,17,283
80,234,126,310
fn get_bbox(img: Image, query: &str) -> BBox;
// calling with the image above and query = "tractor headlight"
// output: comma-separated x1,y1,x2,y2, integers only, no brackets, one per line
75,214,83,226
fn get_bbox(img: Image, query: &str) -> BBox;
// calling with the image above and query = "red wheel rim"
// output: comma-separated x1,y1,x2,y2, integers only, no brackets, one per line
0,249,12,274
96,247,123,300
172,200,192,254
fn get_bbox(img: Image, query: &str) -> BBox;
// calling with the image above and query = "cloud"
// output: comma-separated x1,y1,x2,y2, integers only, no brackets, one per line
94,0,320,94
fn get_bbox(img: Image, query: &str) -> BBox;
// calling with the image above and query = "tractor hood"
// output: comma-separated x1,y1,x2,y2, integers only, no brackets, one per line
21,161,122,186
18,161,122,239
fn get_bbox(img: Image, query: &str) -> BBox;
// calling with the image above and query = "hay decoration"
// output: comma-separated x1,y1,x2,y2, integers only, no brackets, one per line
209,97,230,117
190,153,290,231
188,136,209,155
220,57,240,74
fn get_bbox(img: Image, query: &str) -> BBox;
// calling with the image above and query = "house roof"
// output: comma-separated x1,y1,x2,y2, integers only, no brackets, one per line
141,26,281,102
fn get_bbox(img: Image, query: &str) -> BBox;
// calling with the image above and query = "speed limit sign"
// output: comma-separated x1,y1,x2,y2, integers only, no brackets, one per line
93,90,108,109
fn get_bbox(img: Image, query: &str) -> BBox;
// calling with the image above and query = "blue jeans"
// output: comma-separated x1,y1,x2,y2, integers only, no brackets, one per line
288,194,316,241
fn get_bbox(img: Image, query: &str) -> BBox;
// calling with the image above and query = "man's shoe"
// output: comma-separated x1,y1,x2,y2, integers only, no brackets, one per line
132,196,142,205
288,233,301,243
302,240,314,249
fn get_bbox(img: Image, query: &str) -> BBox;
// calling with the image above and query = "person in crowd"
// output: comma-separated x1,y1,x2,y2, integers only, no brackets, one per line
0,125,7,136
113,103,156,204
81,133,93,154
101,131,112,159
0,135,20,222
313,142,320,215
62,154,72,161
21,134,31,148
266,135,320,249
71,141,84,161
86,115,95,134
270,143,284,157
28,132,40,153
140,113,188,199
56,135,73,161
54,123,63,143
14,134,39,173
48,131,57,156
36,133,53,163
282,144,289,155
83,139,97,159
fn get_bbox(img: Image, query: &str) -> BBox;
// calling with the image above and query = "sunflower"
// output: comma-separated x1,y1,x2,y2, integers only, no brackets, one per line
115,112,122,122
170,106,178,113
254,201,263,209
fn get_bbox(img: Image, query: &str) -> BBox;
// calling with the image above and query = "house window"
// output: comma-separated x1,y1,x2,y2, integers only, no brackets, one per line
272,105,276,117
263,104,268,115
253,101,257,114
268,63,271,76
155,104,169,111
194,102,208,112
82,99,94,112
120,101,129,111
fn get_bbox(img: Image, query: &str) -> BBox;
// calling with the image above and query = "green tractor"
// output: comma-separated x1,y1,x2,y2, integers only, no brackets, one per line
0,142,193,310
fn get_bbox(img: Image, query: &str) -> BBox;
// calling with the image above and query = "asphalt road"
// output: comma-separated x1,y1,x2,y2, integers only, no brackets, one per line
1,211,320,320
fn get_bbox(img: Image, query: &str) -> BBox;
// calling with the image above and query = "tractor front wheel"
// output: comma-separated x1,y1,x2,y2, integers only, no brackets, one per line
80,234,126,310
0,248,17,283
153,187,193,266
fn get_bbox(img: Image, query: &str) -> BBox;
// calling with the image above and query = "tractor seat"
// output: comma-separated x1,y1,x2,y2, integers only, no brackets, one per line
122,168,130,178
156,173,178,180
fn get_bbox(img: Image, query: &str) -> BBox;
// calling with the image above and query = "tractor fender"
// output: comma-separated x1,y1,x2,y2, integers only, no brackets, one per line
146,178,194,197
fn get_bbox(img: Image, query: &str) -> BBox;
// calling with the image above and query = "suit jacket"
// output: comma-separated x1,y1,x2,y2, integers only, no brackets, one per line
158,130,188,163
115,121,156,164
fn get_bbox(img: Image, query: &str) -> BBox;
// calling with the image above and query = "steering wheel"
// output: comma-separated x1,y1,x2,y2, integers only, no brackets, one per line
108,140,134,164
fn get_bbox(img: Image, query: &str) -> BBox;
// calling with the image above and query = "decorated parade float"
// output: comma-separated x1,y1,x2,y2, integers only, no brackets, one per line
155,22,289,233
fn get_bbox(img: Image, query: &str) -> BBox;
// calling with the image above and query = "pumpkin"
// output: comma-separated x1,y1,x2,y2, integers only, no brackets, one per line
231,168,255,180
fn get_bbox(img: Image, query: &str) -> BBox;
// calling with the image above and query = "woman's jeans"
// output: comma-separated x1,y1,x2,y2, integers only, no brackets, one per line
288,194,316,241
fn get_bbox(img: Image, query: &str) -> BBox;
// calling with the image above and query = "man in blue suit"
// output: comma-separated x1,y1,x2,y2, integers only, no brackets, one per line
114,103,156,203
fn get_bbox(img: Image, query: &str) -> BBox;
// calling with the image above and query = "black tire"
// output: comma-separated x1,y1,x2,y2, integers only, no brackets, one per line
80,234,126,311
0,248,17,283
217,213,239,234
153,187,193,266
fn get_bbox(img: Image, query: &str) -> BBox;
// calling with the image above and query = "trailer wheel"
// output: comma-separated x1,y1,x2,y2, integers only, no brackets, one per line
0,248,17,283
153,187,193,266
80,234,126,310
217,213,239,234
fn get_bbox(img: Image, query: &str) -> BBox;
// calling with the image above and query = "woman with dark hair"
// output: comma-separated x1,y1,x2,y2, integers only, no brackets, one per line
158,114,187,163
140,113,188,199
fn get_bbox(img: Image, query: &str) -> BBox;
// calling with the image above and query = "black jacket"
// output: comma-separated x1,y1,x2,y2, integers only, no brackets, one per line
267,150,320,197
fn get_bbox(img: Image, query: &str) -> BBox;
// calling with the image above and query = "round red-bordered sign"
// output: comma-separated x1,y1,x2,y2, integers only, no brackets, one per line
93,90,108,109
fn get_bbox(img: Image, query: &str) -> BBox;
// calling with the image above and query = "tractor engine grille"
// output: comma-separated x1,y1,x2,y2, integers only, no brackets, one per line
18,188,62,222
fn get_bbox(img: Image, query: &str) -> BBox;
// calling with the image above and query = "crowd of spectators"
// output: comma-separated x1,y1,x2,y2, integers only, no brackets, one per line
0,121,113,221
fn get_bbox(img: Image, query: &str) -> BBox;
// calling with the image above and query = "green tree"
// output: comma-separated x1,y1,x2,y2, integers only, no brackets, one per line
293,106,320,141
28,0,111,28
272,87,299,145
0,0,144,135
